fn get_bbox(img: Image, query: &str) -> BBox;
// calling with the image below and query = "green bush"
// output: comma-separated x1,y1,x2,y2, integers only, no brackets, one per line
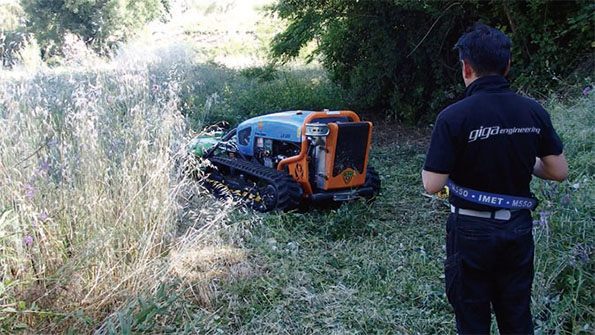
0,1,28,68
0,29,30,68
270,0,594,123
167,62,350,129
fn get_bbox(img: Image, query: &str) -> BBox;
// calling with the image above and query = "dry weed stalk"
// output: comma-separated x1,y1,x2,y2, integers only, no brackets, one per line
0,50,251,332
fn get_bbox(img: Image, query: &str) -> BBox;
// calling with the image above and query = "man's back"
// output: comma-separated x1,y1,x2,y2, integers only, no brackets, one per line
421,23,567,334
424,76,563,210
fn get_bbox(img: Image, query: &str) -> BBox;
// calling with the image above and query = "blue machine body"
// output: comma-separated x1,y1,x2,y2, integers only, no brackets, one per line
236,110,348,156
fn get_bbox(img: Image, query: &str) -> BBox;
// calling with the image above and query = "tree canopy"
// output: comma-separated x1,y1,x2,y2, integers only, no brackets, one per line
270,0,594,122
22,0,170,59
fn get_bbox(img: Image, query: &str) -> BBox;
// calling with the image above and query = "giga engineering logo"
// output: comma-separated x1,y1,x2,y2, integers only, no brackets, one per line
468,126,541,142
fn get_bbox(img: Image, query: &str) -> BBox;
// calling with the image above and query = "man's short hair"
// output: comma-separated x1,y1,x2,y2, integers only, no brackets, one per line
454,23,511,76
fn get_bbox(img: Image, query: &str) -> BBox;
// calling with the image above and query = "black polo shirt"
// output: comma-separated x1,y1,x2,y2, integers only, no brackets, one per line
424,76,563,211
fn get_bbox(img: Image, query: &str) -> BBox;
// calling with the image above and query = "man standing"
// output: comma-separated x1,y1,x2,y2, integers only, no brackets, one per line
422,24,568,334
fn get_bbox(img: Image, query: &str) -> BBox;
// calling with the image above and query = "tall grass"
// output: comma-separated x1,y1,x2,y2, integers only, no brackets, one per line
0,1,351,332
0,34,350,331
0,47,247,333
530,94,594,334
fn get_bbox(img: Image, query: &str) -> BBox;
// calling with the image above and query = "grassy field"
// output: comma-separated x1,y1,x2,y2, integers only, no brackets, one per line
0,1,593,334
92,93,593,335
96,97,593,335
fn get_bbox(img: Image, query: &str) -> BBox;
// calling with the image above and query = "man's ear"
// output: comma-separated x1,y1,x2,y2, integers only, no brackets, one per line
462,60,475,80
503,59,511,76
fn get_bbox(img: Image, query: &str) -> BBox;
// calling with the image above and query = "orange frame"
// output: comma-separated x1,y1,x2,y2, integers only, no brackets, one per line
277,110,370,196
323,122,372,190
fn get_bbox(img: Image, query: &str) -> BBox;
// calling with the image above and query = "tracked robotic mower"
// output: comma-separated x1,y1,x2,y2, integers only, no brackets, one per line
190,110,380,212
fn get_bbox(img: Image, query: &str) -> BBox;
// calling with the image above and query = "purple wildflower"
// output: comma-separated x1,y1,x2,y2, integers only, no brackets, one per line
23,235,33,247
583,86,592,96
40,161,50,171
35,169,47,178
152,84,160,93
39,212,48,221
539,210,550,227
578,252,589,263
24,184,35,200
572,243,592,264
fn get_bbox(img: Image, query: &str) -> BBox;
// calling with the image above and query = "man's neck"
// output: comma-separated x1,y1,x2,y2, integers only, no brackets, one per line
464,74,480,87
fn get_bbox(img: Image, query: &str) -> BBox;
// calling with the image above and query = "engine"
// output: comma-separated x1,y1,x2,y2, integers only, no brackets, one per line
305,123,330,190
253,137,301,169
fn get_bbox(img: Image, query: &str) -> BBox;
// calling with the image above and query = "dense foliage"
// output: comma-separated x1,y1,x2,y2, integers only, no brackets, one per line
270,0,594,122
0,1,28,68
21,0,170,59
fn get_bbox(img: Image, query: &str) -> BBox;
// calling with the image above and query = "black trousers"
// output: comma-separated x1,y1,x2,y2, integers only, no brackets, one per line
445,210,535,335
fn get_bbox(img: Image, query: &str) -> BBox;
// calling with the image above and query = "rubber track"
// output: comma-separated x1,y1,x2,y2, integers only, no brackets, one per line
364,166,381,198
209,156,302,211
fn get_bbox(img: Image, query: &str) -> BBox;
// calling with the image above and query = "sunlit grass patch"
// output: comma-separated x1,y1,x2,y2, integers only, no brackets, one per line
0,46,254,332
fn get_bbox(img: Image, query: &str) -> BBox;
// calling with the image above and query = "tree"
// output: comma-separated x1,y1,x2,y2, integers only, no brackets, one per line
1,1,28,67
270,0,594,123
21,0,170,59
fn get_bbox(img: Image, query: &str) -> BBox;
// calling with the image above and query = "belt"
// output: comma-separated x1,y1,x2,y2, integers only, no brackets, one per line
447,179,538,210
450,204,511,221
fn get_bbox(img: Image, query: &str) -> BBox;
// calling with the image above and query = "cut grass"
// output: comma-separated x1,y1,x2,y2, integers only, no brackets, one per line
99,94,593,335
211,141,457,335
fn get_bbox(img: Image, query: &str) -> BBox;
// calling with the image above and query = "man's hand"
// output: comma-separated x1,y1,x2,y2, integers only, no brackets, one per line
533,154,568,181
422,170,449,194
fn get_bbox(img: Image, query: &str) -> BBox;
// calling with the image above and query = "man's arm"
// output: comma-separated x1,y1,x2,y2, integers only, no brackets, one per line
422,170,449,194
533,154,568,181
